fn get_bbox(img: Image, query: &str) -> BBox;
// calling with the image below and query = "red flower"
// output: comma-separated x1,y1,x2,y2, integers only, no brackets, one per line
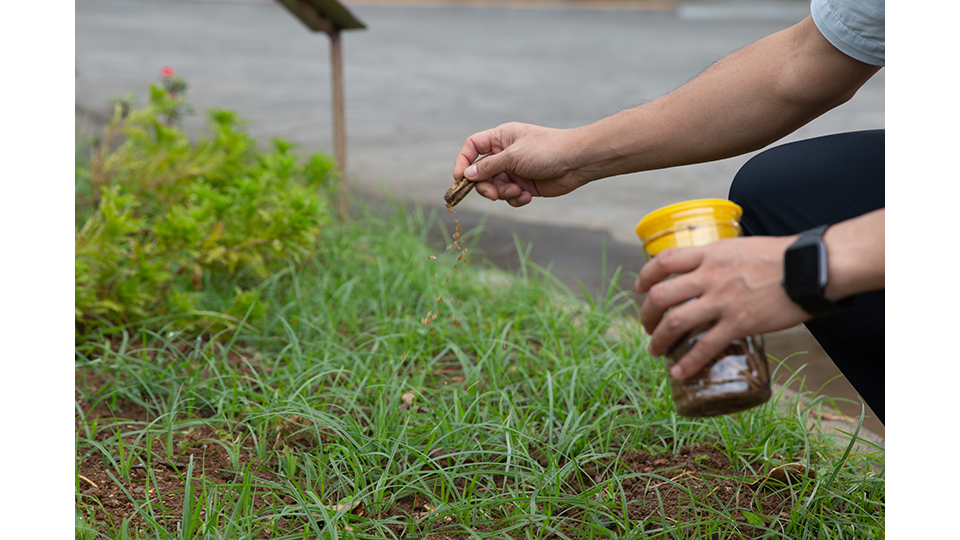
160,66,174,78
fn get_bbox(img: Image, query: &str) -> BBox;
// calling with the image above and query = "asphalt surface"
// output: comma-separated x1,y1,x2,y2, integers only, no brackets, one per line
75,0,884,438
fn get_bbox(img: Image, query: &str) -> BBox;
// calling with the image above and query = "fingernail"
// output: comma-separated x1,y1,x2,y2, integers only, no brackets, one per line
464,165,477,179
670,364,684,379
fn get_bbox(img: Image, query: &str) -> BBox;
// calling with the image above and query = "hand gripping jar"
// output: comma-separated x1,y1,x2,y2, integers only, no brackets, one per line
635,199,771,417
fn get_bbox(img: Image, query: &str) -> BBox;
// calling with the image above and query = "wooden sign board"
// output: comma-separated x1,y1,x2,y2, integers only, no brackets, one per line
275,0,365,35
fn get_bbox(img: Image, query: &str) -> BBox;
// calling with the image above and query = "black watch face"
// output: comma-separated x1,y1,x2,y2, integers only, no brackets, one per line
784,243,826,293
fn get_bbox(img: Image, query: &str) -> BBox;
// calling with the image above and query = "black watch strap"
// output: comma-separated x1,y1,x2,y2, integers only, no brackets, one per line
794,287,849,317
782,225,852,318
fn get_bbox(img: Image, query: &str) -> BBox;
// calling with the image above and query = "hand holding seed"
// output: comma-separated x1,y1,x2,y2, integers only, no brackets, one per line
453,122,592,208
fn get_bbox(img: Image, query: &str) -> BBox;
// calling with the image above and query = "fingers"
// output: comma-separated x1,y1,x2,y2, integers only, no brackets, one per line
452,122,573,207
476,183,533,206
643,294,719,359
453,130,493,179
453,123,518,181
474,173,534,206
638,273,704,347
636,247,704,294
668,321,738,380
635,245,728,375
466,149,513,184
635,247,706,340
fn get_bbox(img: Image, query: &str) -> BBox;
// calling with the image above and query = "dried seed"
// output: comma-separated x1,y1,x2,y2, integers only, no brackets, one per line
444,175,475,207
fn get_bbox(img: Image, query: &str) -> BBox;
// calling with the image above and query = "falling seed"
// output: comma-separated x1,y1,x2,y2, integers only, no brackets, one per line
453,232,460,240
453,320,461,327
436,296,443,304
456,225,461,231
429,255,437,260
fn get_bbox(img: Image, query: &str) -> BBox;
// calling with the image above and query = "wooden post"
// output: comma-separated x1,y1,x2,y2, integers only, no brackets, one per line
274,0,364,221
329,28,349,221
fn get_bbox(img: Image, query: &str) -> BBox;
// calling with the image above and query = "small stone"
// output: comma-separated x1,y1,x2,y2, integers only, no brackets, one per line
597,514,618,531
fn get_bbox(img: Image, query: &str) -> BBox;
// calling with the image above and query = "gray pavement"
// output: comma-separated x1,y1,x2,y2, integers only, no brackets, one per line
75,0,884,439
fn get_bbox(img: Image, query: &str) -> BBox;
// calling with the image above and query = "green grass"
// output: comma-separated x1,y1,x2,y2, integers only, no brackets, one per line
75,200,884,539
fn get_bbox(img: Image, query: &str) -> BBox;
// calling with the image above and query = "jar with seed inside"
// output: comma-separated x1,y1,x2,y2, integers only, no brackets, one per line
635,199,771,418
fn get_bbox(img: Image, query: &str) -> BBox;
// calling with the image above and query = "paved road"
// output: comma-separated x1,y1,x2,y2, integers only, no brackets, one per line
75,0,882,244
75,0,884,438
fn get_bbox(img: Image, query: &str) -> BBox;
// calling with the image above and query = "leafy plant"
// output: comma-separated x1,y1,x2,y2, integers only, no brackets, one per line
75,75,338,339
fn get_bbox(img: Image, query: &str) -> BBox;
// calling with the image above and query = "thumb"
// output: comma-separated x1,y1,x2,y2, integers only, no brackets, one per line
463,152,510,182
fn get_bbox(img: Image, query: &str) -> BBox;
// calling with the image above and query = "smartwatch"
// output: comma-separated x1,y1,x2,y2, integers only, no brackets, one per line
781,224,851,317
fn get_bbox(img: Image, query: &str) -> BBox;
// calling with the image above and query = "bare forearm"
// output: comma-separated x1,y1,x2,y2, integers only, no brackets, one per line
823,209,885,300
571,16,880,181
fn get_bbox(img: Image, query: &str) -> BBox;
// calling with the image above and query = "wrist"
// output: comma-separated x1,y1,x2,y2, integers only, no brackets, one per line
570,113,644,182
821,211,885,300
565,124,606,183
782,225,852,317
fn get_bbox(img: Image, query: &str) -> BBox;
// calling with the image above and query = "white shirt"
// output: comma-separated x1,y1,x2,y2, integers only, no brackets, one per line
811,0,885,66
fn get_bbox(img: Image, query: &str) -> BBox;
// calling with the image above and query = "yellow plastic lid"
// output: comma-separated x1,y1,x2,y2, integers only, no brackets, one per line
635,199,743,256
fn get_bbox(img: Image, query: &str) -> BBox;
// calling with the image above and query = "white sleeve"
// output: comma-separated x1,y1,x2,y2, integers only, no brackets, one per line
810,0,885,66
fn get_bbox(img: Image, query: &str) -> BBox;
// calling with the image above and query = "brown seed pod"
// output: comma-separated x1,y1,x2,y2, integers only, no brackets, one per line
444,175,475,207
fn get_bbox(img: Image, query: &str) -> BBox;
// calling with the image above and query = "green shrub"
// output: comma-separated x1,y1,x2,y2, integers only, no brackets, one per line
75,81,338,339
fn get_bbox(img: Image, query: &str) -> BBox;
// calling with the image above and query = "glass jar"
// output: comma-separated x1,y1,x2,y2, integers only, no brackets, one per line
635,199,771,418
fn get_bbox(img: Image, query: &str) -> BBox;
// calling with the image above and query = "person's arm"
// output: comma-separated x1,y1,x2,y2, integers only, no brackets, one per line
636,209,884,380
455,15,881,205
822,209,885,301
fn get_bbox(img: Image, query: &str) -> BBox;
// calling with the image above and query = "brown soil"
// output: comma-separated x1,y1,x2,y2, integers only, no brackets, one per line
77,395,800,538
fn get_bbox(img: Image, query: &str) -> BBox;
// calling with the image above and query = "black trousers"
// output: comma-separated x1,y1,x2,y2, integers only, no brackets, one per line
728,130,884,424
